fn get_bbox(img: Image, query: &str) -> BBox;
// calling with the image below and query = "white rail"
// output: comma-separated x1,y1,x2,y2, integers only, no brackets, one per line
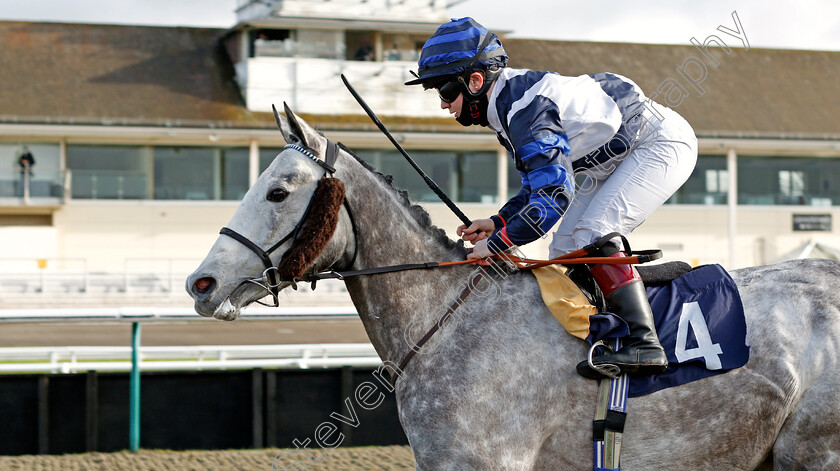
0,343,381,374
0,305,358,323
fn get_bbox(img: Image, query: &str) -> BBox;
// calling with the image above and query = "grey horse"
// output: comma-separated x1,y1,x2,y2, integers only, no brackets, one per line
187,108,840,470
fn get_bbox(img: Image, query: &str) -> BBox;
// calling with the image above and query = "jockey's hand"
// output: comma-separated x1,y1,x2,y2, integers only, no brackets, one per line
457,218,494,243
467,239,493,260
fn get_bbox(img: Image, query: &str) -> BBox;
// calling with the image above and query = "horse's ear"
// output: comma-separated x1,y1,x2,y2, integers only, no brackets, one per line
274,103,325,154
272,103,303,148
272,104,290,139
281,102,310,149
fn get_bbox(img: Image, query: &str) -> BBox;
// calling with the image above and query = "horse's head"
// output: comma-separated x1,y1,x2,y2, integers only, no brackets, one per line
186,104,356,320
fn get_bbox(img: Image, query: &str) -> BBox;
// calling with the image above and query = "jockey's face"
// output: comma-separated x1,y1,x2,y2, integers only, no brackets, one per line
439,72,484,119
441,92,465,117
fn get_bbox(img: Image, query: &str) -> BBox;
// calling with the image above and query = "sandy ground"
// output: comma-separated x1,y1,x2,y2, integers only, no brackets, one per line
0,319,371,346
0,446,416,470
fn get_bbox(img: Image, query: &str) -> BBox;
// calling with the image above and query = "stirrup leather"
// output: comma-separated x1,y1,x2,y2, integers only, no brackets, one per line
593,338,628,471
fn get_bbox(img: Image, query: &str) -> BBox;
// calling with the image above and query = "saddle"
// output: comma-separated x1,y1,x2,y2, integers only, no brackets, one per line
534,261,749,394
568,260,694,312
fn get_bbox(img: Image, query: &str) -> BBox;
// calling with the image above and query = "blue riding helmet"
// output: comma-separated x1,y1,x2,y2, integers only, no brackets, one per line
405,17,508,87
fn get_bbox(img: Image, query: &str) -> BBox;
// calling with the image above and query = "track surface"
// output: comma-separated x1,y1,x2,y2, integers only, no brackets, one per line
0,318,370,346
0,446,416,470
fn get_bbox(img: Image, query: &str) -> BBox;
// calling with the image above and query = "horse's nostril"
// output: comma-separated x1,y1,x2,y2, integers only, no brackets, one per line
194,277,215,294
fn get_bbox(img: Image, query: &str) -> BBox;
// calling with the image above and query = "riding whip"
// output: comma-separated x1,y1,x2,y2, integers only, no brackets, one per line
340,74,472,227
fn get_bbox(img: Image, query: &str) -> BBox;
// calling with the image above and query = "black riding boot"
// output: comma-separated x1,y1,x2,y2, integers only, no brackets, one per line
576,255,669,379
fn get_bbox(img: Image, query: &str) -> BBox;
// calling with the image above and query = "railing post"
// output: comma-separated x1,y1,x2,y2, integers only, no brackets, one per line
38,375,49,454
727,148,738,269
251,369,264,449
23,166,31,204
129,322,142,452
86,371,99,451
64,169,72,201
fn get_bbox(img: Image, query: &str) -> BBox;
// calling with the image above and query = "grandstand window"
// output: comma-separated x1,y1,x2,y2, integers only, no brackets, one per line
738,156,840,206
0,143,61,198
666,155,728,205
259,147,285,173
250,28,293,58
67,145,151,199
459,152,499,204
153,146,249,201
355,149,497,203
220,148,250,200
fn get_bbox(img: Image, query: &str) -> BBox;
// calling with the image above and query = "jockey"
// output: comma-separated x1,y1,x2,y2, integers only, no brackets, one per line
405,17,698,379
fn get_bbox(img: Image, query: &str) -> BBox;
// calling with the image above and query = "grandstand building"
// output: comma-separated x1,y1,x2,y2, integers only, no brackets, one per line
2,0,840,308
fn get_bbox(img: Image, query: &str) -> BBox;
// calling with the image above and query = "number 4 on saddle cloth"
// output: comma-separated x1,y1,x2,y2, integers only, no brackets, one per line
534,263,750,397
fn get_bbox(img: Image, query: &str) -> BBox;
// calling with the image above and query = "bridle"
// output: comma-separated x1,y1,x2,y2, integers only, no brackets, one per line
218,139,358,307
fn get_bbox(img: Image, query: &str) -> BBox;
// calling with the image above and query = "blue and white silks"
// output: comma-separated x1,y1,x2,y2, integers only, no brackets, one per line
486,69,653,253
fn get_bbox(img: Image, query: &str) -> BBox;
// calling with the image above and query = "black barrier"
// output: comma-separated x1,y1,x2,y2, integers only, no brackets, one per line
0,367,407,455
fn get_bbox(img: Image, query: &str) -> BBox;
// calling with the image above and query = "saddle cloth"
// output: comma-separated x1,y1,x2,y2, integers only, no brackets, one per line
534,263,750,397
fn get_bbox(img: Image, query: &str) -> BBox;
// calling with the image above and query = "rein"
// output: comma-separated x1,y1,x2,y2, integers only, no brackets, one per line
288,233,661,283
218,109,662,390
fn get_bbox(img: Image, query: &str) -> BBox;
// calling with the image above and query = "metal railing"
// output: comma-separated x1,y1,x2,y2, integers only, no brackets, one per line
0,169,66,200
0,304,363,451
0,343,381,374
69,169,147,200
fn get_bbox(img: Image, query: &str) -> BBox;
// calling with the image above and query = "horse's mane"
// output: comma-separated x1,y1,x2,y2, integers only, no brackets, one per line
338,143,467,256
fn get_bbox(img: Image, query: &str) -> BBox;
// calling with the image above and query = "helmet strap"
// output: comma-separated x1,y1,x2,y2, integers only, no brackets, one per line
455,87,490,127
454,68,500,127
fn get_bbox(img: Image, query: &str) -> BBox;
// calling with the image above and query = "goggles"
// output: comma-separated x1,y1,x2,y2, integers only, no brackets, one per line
436,79,463,104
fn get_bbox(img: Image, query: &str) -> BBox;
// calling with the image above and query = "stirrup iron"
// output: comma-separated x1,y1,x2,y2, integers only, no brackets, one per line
587,340,621,379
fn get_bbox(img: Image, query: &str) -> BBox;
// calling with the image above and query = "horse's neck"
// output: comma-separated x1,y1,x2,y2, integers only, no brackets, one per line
340,165,472,363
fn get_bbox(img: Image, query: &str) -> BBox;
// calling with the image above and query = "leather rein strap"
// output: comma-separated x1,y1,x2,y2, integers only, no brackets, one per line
296,232,662,283
389,270,484,388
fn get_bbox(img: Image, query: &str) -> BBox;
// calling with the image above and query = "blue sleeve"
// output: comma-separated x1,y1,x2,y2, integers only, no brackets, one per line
496,172,531,225
486,95,574,253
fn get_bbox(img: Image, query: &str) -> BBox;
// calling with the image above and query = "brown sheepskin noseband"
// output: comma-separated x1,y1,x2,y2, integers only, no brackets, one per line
275,177,346,281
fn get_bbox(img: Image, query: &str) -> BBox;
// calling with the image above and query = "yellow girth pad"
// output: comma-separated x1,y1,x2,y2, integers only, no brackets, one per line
532,265,597,340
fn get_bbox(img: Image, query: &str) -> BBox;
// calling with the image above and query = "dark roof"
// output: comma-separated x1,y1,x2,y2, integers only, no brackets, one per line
1,21,839,139
505,39,840,139
0,21,262,128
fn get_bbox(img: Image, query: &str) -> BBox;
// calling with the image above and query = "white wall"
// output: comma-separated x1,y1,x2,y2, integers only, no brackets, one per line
51,202,239,272
241,57,448,117
31,201,840,274
237,0,449,24
0,226,57,269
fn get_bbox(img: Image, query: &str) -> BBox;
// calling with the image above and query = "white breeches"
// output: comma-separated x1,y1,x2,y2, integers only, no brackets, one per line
549,103,698,257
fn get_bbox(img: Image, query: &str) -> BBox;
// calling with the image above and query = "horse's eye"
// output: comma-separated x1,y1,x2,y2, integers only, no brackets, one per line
266,188,289,202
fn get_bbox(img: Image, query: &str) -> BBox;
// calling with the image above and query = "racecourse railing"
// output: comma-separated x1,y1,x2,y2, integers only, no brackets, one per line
0,305,365,451
0,343,381,374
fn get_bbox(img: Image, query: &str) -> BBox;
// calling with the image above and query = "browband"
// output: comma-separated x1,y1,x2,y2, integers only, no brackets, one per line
284,140,338,175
